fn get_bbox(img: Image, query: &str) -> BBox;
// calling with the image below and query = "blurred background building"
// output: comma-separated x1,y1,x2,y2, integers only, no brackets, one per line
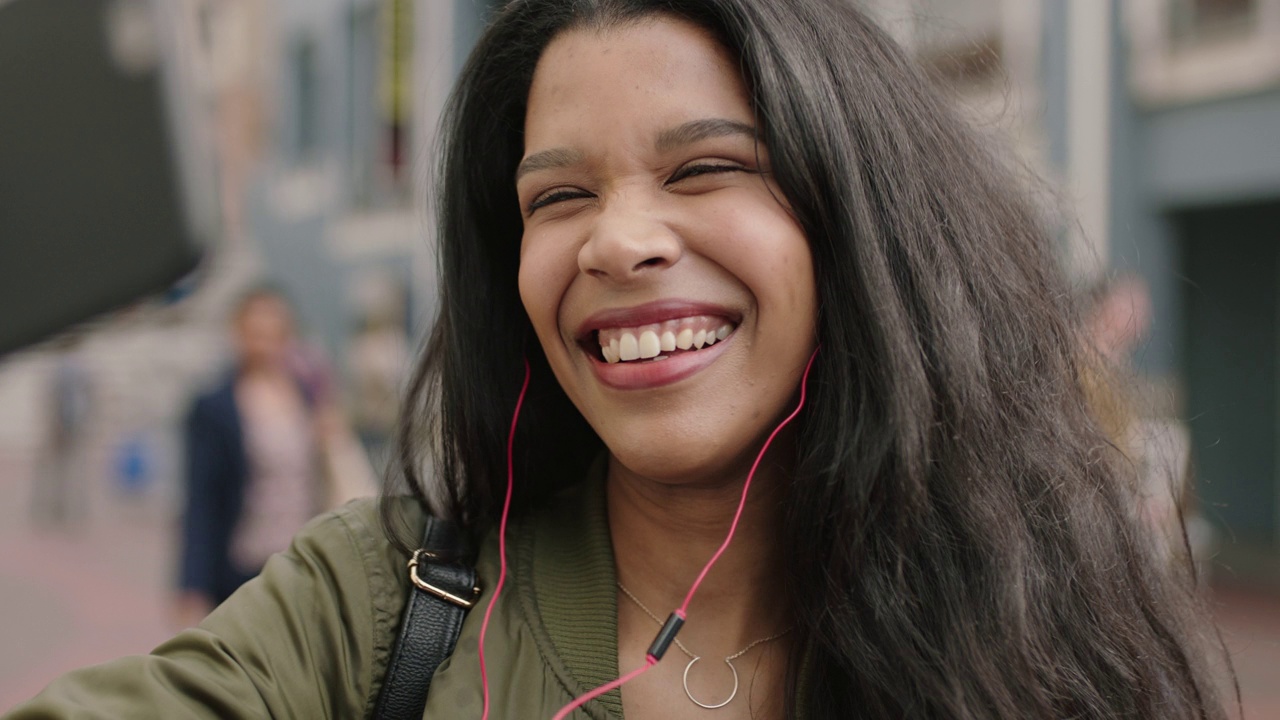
1,0,1277,713
874,0,1280,577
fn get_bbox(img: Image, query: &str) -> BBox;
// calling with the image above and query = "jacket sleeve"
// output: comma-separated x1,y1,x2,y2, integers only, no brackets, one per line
3,503,404,720
178,395,226,597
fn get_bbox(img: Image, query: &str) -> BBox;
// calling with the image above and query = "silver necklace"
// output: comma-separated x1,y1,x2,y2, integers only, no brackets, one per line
617,582,791,710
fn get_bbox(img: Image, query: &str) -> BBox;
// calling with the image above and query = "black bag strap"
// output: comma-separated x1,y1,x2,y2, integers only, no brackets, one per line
373,516,480,720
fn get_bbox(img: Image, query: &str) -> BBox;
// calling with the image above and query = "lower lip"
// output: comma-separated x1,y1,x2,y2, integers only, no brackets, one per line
587,334,732,390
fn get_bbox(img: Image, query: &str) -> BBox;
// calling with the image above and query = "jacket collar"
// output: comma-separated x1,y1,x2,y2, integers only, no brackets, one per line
520,457,623,717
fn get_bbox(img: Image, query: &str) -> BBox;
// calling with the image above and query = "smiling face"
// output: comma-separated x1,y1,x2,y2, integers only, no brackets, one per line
517,16,818,484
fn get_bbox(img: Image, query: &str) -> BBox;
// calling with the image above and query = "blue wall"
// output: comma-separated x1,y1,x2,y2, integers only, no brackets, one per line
1143,90,1280,207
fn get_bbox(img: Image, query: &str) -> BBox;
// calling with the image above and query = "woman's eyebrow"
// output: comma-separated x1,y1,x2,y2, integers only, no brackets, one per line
655,118,756,152
515,119,756,182
516,147,584,182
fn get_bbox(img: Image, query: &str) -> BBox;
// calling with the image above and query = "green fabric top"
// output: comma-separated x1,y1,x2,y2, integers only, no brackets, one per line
4,467,802,719
425,464,624,719
525,466,624,715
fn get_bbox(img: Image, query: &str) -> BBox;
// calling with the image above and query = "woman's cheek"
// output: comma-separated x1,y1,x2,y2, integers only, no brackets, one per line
518,233,571,345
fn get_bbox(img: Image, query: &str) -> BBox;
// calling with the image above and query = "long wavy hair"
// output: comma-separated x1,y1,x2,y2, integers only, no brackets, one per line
382,0,1230,716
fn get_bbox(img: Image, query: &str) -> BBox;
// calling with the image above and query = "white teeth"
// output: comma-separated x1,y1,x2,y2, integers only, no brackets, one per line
618,333,640,361
596,318,736,364
638,331,661,359
660,331,676,353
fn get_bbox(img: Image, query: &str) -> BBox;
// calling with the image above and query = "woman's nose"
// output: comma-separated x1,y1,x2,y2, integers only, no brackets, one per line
577,198,682,282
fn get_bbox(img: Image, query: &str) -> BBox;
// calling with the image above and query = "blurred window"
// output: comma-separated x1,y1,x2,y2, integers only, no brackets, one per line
1171,0,1258,43
348,4,379,206
290,36,318,164
197,3,214,53
911,0,1005,89
1128,0,1280,104
347,0,412,209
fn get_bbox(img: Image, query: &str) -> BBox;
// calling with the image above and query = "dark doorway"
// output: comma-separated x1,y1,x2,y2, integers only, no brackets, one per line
1178,199,1280,550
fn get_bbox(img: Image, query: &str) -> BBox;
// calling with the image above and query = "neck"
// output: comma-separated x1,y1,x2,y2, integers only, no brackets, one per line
607,449,793,655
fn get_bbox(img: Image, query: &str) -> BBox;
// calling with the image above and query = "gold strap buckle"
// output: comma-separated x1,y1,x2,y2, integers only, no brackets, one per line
408,549,482,609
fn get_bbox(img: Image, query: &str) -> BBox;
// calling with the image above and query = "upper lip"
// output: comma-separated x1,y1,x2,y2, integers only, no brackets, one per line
575,299,740,339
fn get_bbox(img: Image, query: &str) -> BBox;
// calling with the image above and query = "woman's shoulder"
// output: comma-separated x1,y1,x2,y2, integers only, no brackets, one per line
294,496,424,603
203,496,427,714
252,496,425,685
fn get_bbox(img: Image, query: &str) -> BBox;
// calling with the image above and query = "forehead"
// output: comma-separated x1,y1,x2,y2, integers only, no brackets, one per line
523,16,752,150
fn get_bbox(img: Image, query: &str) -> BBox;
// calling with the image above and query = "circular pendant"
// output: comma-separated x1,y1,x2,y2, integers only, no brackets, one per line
682,656,739,710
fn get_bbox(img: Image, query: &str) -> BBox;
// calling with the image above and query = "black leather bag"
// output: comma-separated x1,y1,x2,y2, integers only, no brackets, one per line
372,516,480,720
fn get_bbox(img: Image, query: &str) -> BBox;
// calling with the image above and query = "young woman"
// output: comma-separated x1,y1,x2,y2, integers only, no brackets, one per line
6,1,1228,718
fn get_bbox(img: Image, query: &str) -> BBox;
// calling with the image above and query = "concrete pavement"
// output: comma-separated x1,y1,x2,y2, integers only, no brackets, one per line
1214,583,1280,718
0,450,175,711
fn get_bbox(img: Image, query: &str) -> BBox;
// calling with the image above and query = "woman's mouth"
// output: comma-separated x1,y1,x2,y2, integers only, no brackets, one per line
588,315,736,363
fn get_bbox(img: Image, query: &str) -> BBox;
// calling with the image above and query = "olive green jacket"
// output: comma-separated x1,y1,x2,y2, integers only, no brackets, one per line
5,479,627,719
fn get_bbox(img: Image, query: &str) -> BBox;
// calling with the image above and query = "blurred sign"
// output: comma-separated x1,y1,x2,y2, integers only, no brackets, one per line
0,0,218,355
379,0,412,177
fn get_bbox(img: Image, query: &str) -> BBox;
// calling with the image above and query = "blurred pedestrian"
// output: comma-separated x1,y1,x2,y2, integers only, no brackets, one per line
346,288,410,477
172,286,370,628
1079,274,1209,571
1078,274,1152,451
31,333,94,527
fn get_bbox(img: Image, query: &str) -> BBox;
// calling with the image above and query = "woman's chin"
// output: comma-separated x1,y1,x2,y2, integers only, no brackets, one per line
604,446,743,488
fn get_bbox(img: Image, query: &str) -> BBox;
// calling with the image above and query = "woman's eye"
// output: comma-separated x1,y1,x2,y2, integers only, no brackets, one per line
666,162,745,184
527,188,592,214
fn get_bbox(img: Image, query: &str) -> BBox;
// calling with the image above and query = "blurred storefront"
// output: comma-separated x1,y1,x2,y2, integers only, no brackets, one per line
1120,0,1280,581
211,0,503,468
240,0,501,358
878,0,1280,583
872,3,1280,710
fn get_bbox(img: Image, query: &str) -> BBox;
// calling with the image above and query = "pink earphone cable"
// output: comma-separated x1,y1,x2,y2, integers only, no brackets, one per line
551,346,819,719
477,358,531,720
678,346,818,616
480,347,818,719
549,658,657,720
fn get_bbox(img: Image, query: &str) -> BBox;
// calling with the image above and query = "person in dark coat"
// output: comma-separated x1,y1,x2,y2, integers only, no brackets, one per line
175,287,324,626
